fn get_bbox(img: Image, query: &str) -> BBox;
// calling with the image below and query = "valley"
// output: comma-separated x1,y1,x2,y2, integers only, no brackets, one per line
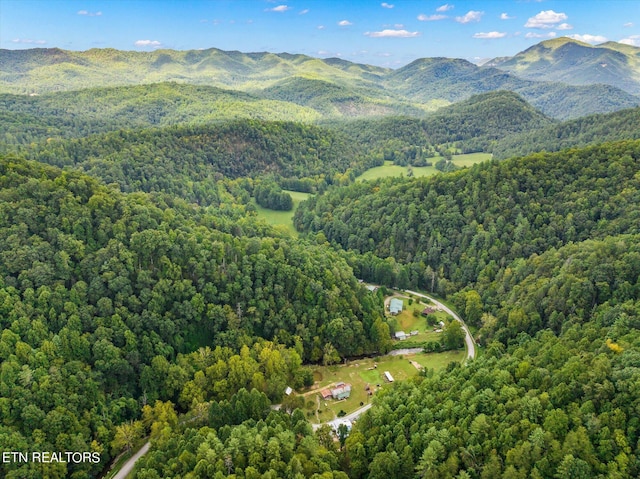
1,28,640,479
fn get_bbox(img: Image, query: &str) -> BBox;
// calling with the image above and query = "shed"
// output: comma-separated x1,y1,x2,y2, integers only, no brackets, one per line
395,331,407,340
384,371,394,382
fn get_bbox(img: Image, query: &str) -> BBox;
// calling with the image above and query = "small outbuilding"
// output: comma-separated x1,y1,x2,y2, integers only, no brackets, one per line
395,331,407,340
384,371,394,383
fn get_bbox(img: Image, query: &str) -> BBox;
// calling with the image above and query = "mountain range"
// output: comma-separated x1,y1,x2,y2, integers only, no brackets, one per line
2,37,639,121
486,37,640,96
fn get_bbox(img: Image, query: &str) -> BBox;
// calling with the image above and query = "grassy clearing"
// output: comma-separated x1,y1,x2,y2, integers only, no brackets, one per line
452,152,493,167
357,154,491,182
302,350,463,424
252,190,310,236
356,161,439,181
388,297,451,343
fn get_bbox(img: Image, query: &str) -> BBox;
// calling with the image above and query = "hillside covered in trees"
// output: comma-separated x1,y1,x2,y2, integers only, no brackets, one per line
295,140,640,294
0,156,390,479
2,38,640,479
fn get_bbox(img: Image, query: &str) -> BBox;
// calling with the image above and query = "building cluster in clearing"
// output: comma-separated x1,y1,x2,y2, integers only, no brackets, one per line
320,382,352,400
394,330,419,340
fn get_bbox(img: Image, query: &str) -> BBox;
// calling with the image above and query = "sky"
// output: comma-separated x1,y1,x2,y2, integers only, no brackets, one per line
1,0,639,67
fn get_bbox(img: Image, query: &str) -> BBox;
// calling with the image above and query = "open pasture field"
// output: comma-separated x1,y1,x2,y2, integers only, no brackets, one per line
357,153,492,182
452,152,493,167
356,161,438,181
303,349,464,424
252,190,311,235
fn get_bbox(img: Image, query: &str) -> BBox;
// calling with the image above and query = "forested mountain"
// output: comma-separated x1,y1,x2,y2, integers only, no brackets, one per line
344,234,640,478
0,156,387,479
493,106,640,159
2,45,639,121
0,82,321,145
334,91,553,158
487,37,640,96
3,36,640,479
256,76,429,118
385,57,639,120
14,120,377,203
0,47,388,94
295,140,640,292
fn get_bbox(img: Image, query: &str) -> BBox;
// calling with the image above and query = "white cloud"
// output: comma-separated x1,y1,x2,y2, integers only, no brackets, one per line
500,13,513,20
417,14,447,21
77,10,102,16
266,5,291,12
338,20,353,26
624,22,634,28
134,40,162,47
557,23,573,31
620,35,640,46
455,11,484,24
299,9,309,15
365,29,420,38
567,33,608,44
317,50,330,55
525,10,568,29
317,25,326,30
11,38,47,45
473,31,507,39
381,3,394,8
436,4,454,12
525,31,557,39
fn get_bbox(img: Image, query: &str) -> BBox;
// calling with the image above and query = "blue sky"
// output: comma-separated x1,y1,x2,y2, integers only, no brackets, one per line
1,1,638,67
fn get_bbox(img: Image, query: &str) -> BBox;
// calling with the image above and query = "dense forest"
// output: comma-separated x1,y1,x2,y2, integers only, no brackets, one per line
295,140,640,293
492,107,640,159
0,156,389,479
334,91,553,159
2,40,640,479
13,120,380,204
0,83,321,146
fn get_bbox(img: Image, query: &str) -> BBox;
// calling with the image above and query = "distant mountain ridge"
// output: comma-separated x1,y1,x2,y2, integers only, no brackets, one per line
486,37,640,96
1,43,639,120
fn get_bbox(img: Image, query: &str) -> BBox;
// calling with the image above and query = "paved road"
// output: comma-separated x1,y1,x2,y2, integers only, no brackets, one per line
111,291,474,474
404,289,476,361
312,403,373,431
111,442,150,479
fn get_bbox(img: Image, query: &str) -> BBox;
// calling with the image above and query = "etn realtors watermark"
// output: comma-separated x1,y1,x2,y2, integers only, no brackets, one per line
2,451,101,464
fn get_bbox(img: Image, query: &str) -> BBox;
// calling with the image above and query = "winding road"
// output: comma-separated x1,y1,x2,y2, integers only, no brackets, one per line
110,290,475,476
110,442,150,479
403,289,476,361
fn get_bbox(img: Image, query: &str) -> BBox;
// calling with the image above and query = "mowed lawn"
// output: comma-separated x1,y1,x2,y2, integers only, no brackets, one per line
356,153,492,182
252,190,310,236
303,349,464,424
389,297,451,343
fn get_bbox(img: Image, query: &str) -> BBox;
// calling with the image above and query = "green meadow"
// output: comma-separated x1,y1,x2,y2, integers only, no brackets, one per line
356,153,492,182
302,349,465,424
252,190,311,236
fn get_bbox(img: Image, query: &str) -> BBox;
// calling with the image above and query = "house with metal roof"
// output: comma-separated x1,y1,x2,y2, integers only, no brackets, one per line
389,298,403,315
